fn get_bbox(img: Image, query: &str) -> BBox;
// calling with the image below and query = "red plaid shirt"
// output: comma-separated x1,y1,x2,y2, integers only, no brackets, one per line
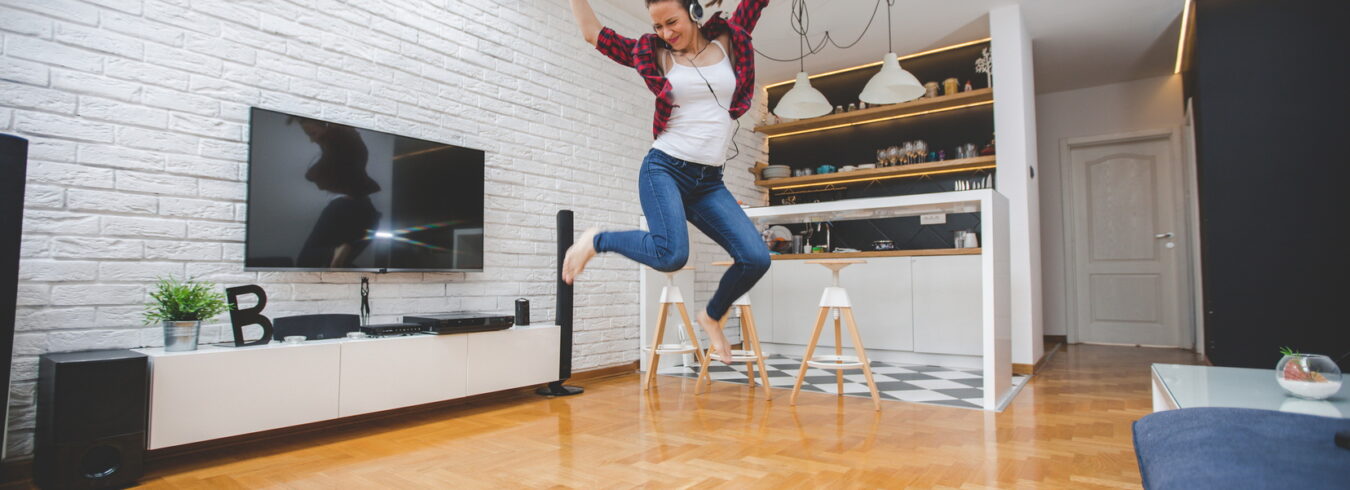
595,0,770,139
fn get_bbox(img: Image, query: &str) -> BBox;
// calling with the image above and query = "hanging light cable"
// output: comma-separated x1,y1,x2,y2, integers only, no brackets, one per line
772,0,832,119
859,0,925,105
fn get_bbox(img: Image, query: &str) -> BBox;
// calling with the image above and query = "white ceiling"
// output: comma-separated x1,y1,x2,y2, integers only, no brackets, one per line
610,0,1185,94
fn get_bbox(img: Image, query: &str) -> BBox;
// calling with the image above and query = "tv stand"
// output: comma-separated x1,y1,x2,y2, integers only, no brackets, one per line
135,324,559,450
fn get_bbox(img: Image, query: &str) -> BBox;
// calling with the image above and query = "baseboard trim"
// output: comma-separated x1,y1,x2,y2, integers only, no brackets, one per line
1013,340,1065,375
1045,335,1067,344
570,361,638,381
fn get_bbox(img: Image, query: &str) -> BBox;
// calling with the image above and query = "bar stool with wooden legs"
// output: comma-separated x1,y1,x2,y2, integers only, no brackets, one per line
643,266,706,390
695,261,771,398
789,259,882,411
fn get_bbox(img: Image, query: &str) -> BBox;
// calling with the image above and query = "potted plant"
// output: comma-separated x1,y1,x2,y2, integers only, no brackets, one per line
144,276,229,352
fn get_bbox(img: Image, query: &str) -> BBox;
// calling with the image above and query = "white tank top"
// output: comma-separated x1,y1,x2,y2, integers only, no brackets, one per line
652,40,736,166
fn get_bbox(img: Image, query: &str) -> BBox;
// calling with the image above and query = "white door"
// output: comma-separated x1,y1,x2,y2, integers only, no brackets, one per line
1065,132,1187,347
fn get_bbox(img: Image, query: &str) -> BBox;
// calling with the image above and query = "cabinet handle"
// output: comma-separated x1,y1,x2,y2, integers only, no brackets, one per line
1154,232,1174,239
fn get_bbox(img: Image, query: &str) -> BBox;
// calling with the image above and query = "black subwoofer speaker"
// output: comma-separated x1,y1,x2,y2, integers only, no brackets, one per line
1,134,27,461
36,350,148,489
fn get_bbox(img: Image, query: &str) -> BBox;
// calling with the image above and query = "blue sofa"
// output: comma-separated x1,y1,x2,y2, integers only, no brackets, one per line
1133,407,1350,489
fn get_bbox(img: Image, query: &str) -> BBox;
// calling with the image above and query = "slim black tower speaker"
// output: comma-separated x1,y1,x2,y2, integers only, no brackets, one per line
36,350,148,489
1,134,28,462
537,210,582,396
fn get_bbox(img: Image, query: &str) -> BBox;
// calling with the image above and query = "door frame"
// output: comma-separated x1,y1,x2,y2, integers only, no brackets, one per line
1059,128,1196,347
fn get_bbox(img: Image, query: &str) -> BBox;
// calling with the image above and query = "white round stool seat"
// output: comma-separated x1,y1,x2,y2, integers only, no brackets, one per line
806,354,865,370
656,265,696,304
817,286,851,308
727,349,760,363
644,343,698,355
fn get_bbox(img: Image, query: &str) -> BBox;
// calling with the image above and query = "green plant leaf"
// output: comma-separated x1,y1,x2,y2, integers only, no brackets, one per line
144,276,229,324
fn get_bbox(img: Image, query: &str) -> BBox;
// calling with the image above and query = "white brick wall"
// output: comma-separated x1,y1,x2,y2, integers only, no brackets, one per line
1,0,768,458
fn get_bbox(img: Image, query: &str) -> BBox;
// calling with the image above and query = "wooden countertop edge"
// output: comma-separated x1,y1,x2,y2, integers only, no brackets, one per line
771,249,981,260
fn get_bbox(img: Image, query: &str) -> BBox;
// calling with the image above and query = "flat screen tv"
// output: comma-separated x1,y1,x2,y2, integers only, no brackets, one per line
245,108,484,272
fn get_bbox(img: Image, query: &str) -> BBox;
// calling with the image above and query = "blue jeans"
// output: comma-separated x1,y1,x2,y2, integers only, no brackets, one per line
594,148,771,320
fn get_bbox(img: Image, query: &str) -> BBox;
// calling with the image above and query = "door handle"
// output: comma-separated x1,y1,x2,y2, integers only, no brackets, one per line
1155,232,1174,239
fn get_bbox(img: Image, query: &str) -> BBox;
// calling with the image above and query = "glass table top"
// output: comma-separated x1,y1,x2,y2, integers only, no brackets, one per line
1153,363,1350,418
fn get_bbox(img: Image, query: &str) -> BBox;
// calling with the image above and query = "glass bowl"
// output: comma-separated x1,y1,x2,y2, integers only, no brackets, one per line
1275,353,1343,400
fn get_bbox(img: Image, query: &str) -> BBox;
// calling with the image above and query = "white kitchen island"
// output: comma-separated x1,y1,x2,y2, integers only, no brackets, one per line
642,190,1012,410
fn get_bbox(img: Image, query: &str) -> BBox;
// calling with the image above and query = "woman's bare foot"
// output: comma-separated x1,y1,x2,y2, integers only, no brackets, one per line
561,227,599,284
697,310,733,364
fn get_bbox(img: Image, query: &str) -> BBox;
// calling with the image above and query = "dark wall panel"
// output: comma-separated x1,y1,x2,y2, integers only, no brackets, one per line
1192,0,1350,368
1,134,27,460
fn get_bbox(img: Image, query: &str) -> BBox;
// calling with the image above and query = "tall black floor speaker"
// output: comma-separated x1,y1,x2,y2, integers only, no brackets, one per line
537,210,582,397
1,134,28,462
35,350,148,489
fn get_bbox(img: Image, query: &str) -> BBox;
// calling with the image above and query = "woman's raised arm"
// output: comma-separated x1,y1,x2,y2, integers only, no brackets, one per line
569,0,604,46
729,0,771,33
572,0,638,68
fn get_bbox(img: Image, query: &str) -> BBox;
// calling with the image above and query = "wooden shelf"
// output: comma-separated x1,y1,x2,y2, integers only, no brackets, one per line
771,248,981,260
753,155,996,189
755,88,993,137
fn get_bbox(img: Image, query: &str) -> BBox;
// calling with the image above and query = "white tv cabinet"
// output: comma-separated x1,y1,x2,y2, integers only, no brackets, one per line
134,324,560,450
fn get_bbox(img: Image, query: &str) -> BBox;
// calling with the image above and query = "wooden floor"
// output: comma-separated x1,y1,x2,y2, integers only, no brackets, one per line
125,344,1201,489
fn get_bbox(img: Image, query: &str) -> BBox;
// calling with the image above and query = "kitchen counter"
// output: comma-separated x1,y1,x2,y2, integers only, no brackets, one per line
639,190,1012,410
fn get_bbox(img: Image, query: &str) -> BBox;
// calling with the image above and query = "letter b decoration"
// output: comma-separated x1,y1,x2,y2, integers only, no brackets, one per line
226,285,274,346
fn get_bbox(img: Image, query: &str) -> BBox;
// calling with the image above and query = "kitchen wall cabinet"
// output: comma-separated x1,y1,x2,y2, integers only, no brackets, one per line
761,255,979,356
913,254,983,356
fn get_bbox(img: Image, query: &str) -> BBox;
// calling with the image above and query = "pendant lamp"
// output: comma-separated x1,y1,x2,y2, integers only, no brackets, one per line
860,0,924,105
772,0,832,119
775,72,832,119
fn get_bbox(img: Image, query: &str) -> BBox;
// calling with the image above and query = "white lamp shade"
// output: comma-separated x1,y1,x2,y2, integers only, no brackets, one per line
773,72,832,119
859,52,925,105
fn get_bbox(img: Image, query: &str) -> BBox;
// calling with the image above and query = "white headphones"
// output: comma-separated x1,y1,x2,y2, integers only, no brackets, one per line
686,0,704,26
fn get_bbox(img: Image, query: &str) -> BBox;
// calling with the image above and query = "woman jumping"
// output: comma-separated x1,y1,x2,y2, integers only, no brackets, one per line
563,0,772,363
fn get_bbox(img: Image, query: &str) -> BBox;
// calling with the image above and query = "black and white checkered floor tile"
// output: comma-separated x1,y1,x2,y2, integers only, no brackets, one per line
658,354,1030,410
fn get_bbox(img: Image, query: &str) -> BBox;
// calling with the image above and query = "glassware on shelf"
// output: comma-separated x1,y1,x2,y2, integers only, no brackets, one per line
955,143,977,160
876,148,888,166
